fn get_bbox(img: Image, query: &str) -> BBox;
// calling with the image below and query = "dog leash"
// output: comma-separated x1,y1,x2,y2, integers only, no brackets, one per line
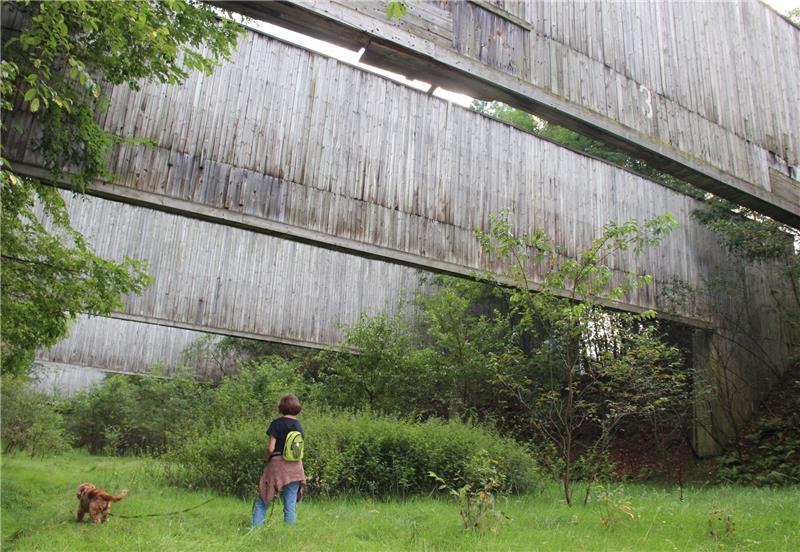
111,496,217,519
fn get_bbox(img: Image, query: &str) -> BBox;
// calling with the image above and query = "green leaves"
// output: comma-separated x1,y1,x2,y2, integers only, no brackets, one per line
385,0,408,21
0,175,153,375
1,0,242,374
429,450,510,531
3,0,242,186
476,209,683,504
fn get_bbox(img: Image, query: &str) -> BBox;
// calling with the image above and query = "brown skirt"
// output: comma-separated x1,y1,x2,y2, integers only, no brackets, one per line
258,456,306,504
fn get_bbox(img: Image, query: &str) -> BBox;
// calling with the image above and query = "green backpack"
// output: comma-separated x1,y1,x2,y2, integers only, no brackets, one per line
283,430,304,462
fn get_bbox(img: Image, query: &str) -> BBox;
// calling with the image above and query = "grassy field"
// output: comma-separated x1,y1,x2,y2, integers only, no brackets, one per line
1,452,798,551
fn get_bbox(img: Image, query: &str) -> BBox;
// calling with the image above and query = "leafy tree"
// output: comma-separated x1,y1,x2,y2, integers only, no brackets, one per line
1,375,70,456
414,276,512,420
473,99,798,468
1,1,242,374
477,210,683,505
1,177,153,374
317,312,446,417
319,209,691,502
316,278,526,425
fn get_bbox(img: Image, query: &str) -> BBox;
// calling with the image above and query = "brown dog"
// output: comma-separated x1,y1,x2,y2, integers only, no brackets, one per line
76,483,128,523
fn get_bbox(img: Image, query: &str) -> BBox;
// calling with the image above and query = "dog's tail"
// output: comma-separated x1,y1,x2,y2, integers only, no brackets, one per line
93,489,128,502
109,490,128,502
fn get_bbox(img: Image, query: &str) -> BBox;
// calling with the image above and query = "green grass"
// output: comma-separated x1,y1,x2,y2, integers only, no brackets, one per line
2,452,799,551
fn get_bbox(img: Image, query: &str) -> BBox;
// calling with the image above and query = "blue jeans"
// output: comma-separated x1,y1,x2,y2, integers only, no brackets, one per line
252,481,301,527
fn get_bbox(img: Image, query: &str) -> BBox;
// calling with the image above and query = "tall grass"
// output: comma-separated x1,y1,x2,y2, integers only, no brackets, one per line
2,452,798,551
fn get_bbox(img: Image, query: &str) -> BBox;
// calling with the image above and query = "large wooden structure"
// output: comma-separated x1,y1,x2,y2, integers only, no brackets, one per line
32,193,424,390
7,26,787,323
3,4,797,452
219,0,800,227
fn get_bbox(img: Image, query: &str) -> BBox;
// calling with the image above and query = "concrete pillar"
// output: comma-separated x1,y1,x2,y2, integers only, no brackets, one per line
692,329,722,457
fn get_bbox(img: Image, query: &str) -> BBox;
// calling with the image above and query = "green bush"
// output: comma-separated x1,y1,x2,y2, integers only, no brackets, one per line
1,376,70,456
199,356,315,425
60,356,315,456
715,376,800,487
162,411,540,499
161,420,265,498
62,374,205,455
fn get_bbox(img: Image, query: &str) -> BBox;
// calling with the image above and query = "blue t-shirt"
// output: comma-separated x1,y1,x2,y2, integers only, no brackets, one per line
267,416,304,455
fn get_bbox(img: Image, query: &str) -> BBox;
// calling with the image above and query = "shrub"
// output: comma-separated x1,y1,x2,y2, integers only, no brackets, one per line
304,413,539,497
430,450,511,531
198,356,315,426
714,375,800,486
162,411,540,499
1,376,69,456
59,355,315,456
62,373,206,455
161,420,265,499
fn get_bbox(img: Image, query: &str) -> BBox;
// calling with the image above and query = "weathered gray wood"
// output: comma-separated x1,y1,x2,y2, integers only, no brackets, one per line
219,0,800,227
6,26,790,329
36,316,209,378
32,362,107,397
47,193,425,349
33,313,305,390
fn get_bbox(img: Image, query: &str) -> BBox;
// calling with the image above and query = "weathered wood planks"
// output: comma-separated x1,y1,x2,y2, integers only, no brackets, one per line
47,193,425,350
6,24,789,327
221,0,800,226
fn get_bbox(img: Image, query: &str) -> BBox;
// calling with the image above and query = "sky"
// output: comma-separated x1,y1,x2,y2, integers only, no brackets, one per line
242,0,798,110
766,0,799,13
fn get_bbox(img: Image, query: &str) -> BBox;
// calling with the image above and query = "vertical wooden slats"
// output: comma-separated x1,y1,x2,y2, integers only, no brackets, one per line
7,21,792,331
54,194,424,348
450,0,800,193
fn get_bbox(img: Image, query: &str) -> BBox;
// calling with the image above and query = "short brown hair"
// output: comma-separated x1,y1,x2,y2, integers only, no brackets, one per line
278,394,302,415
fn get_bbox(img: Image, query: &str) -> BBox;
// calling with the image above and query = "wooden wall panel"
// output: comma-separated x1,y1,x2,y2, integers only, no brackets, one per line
35,316,210,379
34,314,290,391
54,193,424,348
6,26,789,327
521,0,799,193
224,0,799,226
452,1,530,79
32,363,106,397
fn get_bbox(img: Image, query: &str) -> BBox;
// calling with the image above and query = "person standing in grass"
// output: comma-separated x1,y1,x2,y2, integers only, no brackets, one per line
252,394,306,527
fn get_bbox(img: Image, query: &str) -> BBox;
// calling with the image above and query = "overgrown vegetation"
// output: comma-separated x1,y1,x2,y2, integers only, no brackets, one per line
715,366,800,486
3,201,795,512
1,376,69,456
471,99,799,489
164,413,538,499
429,450,511,532
0,210,704,508
3,360,535,501
59,356,312,456
61,373,206,456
